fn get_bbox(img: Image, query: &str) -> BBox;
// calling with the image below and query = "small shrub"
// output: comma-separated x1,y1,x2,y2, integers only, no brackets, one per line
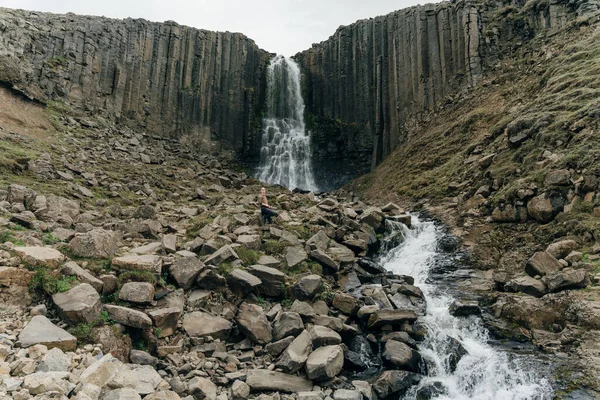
55,276,77,293
29,269,76,296
236,247,259,265
42,232,61,245
218,262,234,276
118,270,157,285
69,323,93,342
264,240,286,255
0,230,24,246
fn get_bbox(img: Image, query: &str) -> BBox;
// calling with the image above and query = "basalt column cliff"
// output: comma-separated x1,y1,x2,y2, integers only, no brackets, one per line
0,8,271,155
296,0,598,188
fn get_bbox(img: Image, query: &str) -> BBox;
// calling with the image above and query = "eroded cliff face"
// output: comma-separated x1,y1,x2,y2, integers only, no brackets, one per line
296,0,598,188
0,8,271,154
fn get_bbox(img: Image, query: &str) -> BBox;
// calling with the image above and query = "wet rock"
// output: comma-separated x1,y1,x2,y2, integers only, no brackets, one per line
60,261,104,292
104,305,152,329
227,269,261,297
119,282,155,304
525,252,562,277
236,303,272,345
445,336,467,372
246,369,312,393
372,370,422,399
448,300,481,317
182,311,232,340
382,340,423,372
546,240,578,260
310,325,342,348
247,264,285,297
291,274,322,300
543,269,591,292
112,254,163,275
305,344,344,380
276,330,313,373
14,246,65,268
69,228,121,258
505,276,547,298
52,283,102,325
170,257,204,290
368,309,419,328
415,382,447,399
18,316,76,351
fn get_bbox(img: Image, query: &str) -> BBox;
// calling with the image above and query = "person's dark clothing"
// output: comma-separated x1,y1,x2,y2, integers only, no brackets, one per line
261,205,278,224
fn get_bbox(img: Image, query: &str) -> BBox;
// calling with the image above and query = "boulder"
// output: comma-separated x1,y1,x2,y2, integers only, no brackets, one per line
103,388,142,400
246,370,312,393
247,264,285,297
305,344,344,381
505,276,547,298
273,312,304,341
445,336,467,372
276,330,313,373
119,282,155,304
187,377,217,400
100,274,119,295
53,283,102,325
310,325,342,348
368,309,419,328
310,249,338,270
257,255,280,267
291,274,322,300
236,303,272,345
112,254,163,275
170,257,204,289
144,392,181,400
290,300,316,319
491,205,528,223
18,316,77,351
69,229,121,258
332,293,360,315
237,234,261,250
545,169,571,187
382,340,423,373
227,269,261,297
196,267,227,290
104,305,152,329
306,230,329,252
162,234,177,254
525,252,562,277
527,192,564,223
372,371,422,399
148,307,182,338
204,245,239,266
285,246,308,268
333,389,362,400
182,311,232,340
43,195,80,225
61,261,104,292
22,371,72,396
14,246,65,268
313,315,344,332
543,269,591,293
265,336,295,357
448,300,481,317
37,347,71,372
90,325,132,362
546,240,578,260
231,380,250,400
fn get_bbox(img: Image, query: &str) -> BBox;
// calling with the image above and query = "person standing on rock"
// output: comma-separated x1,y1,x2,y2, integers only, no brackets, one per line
260,187,278,224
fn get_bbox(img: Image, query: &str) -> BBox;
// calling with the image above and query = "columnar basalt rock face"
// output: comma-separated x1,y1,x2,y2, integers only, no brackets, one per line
295,0,596,188
0,8,270,154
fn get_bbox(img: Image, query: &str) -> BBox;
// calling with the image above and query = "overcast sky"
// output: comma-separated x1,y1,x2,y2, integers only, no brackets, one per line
0,0,436,55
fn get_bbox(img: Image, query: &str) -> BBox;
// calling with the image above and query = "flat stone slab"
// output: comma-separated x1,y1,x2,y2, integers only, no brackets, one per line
104,305,152,329
18,315,77,351
182,311,232,340
14,246,65,268
111,254,162,275
367,309,419,328
246,369,312,393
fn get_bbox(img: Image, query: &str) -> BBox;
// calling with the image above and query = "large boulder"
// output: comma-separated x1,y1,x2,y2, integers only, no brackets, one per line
273,312,304,341
119,282,155,304
104,305,152,329
527,192,565,223
368,309,419,328
204,245,239,266
14,246,65,268
182,311,232,340
41,195,80,225
276,330,313,373
169,257,204,290
236,303,272,345
382,340,423,372
246,370,312,393
544,169,571,187
546,240,578,260
60,261,104,292
148,307,182,338
332,293,360,315
52,283,102,325
227,269,261,297
112,255,163,275
187,376,217,400
90,325,132,362
69,228,121,258
285,247,308,268
18,315,77,351
247,264,286,297
305,344,344,381
291,274,322,300
543,269,590,293
505,276,547,298
525,252,562,277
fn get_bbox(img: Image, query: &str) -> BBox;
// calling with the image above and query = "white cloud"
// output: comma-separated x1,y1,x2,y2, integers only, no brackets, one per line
0,0,436,55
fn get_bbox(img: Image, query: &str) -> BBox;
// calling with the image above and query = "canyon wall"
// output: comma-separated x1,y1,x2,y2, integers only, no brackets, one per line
0,8,271,155
296,0,599,188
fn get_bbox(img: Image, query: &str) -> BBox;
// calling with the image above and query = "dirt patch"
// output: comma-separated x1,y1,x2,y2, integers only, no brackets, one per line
0,86,57,139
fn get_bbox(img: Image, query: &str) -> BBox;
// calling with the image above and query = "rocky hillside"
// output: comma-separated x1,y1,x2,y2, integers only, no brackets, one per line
296,0,600,187
0,7,270,155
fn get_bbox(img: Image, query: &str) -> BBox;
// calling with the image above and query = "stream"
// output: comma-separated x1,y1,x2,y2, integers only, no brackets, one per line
378,215,555,399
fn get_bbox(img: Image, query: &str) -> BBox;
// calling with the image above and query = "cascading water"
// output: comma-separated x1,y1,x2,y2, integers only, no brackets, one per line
379,216,554,400
258,55,318,192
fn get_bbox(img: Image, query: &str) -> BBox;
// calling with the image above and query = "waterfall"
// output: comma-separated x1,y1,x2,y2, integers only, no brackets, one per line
258,55,318,192
380,216,554,400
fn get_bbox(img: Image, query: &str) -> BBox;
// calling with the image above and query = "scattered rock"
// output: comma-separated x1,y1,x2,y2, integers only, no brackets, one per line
119,282,155,304
305,344,344,380
52,283,102,325
236,303,272,345
18,316,77,351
